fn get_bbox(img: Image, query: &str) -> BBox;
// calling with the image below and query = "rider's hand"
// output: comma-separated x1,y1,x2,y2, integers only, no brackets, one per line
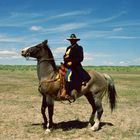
67,61,72,66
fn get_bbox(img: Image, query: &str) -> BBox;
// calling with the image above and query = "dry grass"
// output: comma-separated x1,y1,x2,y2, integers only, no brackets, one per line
0,68,140,140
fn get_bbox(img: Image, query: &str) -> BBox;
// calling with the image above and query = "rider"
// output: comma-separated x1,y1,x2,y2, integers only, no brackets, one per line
60,34,91,99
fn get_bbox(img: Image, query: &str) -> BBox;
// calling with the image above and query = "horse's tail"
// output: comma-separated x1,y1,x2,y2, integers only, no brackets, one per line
104,74,117,112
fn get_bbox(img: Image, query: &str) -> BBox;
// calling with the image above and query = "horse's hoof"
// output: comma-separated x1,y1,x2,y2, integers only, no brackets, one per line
90,125,99,131
45,128,51,134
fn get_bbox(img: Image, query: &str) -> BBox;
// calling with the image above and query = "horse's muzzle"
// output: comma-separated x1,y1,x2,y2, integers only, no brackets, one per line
21,50,30,58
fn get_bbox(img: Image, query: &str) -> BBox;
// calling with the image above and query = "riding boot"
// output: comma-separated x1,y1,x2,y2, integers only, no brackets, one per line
59,79,71,100
58,82,71,99
60,88,66,98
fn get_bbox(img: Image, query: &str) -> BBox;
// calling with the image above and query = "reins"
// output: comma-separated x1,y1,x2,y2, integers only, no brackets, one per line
38,58,55,65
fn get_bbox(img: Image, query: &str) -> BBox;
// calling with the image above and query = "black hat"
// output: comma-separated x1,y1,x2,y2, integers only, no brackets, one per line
66,34,80,41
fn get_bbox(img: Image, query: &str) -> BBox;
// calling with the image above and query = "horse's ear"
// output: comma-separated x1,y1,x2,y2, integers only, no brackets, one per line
43,40,48,45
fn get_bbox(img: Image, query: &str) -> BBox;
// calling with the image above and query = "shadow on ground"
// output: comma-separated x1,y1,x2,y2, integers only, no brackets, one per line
29,120,113,131
99,122,114,130
54,120,88,131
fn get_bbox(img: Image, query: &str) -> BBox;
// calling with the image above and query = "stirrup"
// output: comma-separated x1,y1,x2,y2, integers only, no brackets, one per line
60,94,71,100
59,89,71,100
59,92,76,103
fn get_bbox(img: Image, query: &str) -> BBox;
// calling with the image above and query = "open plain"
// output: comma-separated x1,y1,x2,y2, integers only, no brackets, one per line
0,66,140,140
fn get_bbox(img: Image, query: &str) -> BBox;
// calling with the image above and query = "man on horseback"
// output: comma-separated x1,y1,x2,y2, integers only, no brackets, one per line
60,34,91,99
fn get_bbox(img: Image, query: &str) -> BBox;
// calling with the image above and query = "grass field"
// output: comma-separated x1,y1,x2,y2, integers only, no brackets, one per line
0,65,140,140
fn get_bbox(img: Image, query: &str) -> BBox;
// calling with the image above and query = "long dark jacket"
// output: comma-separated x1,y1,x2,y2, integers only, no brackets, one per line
63,43,91,91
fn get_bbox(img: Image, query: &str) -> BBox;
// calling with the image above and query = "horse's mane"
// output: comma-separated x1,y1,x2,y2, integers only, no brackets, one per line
44,44,57,71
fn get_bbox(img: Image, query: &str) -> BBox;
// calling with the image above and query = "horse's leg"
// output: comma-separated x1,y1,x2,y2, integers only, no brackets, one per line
41,95,48,129
47,104,54,129
84,92,97,126
45,95,54,133
91,97,103,131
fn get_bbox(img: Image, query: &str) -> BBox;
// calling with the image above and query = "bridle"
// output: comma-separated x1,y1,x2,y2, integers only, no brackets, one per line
25,56,61,63
25,56,55,63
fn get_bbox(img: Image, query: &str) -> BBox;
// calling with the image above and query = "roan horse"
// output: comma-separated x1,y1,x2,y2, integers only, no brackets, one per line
21,40,117,132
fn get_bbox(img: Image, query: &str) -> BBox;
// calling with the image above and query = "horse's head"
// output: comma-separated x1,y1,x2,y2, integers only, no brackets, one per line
21,40,57,70
21,40,49,59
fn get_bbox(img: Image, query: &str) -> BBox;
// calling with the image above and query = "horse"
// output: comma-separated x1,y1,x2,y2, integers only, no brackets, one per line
21,40,117,133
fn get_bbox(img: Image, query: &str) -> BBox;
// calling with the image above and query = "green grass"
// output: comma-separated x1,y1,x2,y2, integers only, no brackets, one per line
0,65,140,72
0,65,36,71
84,65,140,73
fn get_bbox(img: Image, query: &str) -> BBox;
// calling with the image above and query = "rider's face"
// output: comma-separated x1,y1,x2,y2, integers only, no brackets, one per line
70,40,77,45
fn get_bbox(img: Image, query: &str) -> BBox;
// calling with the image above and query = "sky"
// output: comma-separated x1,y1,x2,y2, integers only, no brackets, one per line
0,0,140,66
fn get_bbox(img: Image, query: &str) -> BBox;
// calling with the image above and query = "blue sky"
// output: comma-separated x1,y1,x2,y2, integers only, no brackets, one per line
0,0,140,66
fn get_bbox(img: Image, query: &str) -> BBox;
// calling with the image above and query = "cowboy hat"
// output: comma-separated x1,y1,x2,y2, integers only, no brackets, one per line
66,34,80,41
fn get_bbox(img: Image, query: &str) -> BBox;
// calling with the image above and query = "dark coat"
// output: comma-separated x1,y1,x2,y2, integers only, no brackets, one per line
63,43,91,91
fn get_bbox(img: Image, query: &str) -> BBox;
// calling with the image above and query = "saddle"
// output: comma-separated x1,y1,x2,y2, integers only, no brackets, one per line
58,63,89,100
58,63,71,100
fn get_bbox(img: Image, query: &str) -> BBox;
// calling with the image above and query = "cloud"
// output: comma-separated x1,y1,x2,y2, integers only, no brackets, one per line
0,12,45,27
52,47,66,54
0,50,17,56
93,53,112,57
84,52,93,60
112,20,140,28
0,49,21,59
39,22,88,34
51,47,66,62
76,30,111,40
0,34,26,43
108,36,140,39
30,26,43,31
0,34,40,44
50,10,92,19
102,61,115,66
119,61,129,66
113,27,123,32
0,10,91,28
132,57,140,65
91,11,127,25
